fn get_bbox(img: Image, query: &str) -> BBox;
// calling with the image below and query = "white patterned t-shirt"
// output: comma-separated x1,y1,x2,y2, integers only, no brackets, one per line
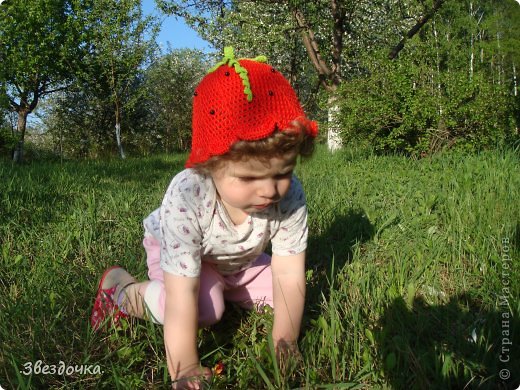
143,169,308,277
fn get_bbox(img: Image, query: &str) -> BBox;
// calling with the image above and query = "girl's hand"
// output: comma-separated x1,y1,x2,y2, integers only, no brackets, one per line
274,339,303,373
275,339,301,361
172,365,212,389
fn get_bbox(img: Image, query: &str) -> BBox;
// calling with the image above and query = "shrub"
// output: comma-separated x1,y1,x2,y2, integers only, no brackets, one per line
0,125,17,157
338,52,518,156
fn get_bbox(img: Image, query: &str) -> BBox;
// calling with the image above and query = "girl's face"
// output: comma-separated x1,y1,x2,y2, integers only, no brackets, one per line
211,152,297,218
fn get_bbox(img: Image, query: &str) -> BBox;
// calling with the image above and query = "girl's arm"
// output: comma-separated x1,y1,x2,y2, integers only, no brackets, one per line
271,251,306,352
163,271,211,388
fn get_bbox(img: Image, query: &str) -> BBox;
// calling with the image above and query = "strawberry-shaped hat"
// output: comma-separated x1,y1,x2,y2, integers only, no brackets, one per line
186,47,318,167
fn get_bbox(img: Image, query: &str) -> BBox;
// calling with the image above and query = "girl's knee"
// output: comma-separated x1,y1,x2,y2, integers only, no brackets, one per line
198,263,226,327
198,303,225,327
143,280,165,324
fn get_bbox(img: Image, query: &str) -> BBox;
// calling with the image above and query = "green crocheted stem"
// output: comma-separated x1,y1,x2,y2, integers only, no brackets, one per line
208,46,267,102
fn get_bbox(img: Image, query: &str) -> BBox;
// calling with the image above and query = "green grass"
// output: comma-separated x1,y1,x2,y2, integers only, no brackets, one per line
1,146,519,389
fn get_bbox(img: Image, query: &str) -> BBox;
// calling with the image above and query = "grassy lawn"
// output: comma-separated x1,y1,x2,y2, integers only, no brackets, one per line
1,146,518,389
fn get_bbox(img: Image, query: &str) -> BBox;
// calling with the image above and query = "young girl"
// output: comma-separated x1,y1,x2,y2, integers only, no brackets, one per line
91,47,318,388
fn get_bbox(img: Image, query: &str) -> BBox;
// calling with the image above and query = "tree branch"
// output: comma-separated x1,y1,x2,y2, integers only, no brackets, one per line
41,83,72,96
292,8,336,91
30,76,42,112
14,83,24,97
9,97,20,111
388,0,446,60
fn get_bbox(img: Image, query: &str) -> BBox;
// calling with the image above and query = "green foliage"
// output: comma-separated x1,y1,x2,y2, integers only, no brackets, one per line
1,147,518,388
78,0,159,158
339,0,520,155
40,0,160,159
0,98,14,156
340,57,434,154
339,55,515,155
142,48,209,153
157,0,519,155
0,0,80,89
0,0,88,156
0,124,17,155
42,85,120,158
42,47,207,158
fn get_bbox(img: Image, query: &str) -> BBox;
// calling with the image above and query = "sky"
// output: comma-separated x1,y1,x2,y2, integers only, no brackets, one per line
141,0,214,53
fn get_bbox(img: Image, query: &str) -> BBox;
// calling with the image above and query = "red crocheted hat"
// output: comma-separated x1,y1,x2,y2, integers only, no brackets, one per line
186,47,318,168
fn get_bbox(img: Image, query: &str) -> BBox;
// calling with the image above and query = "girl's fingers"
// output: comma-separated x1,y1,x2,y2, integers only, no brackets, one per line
172,366,213,389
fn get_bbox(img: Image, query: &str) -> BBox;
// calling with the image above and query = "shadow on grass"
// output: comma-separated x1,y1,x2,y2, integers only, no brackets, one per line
307,208,375,274
376,294,519,389
300,207,376,371
305,208,375,308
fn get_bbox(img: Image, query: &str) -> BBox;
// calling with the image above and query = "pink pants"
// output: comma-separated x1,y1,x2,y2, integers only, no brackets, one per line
142,236,274,327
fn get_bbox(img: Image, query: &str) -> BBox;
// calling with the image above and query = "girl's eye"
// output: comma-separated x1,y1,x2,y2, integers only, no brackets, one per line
238,171,292,182
275,171,293,179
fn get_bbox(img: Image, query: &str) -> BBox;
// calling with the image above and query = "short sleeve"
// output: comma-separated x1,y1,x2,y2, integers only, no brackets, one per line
270,176,309,257
143,208,161,239
159,170,212,277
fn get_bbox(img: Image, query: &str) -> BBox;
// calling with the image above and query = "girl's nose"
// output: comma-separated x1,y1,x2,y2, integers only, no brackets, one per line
259,179,278,199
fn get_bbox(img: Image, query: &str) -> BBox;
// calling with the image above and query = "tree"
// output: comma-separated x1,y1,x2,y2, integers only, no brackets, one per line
43,48,206,158
0,0,86,161
42,84,117,159
80,0,159,158
143,48,208,152
40,0,159,159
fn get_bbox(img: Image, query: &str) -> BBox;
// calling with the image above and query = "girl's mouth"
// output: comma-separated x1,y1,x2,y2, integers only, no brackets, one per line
253,203,271,210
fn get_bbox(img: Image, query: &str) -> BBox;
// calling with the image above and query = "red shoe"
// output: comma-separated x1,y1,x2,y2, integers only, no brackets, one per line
91,266,135,331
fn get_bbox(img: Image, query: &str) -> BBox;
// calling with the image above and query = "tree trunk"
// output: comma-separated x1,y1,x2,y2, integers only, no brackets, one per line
470,33,474,81
13,109,29,163
469,2,484,81
496,32,502,85
115,122,126,159
327,95,342,151
388,0,446,60
469,2,474,81
513,63,517,97
114,102,126,159
432,20,443,116
292,6,343,151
